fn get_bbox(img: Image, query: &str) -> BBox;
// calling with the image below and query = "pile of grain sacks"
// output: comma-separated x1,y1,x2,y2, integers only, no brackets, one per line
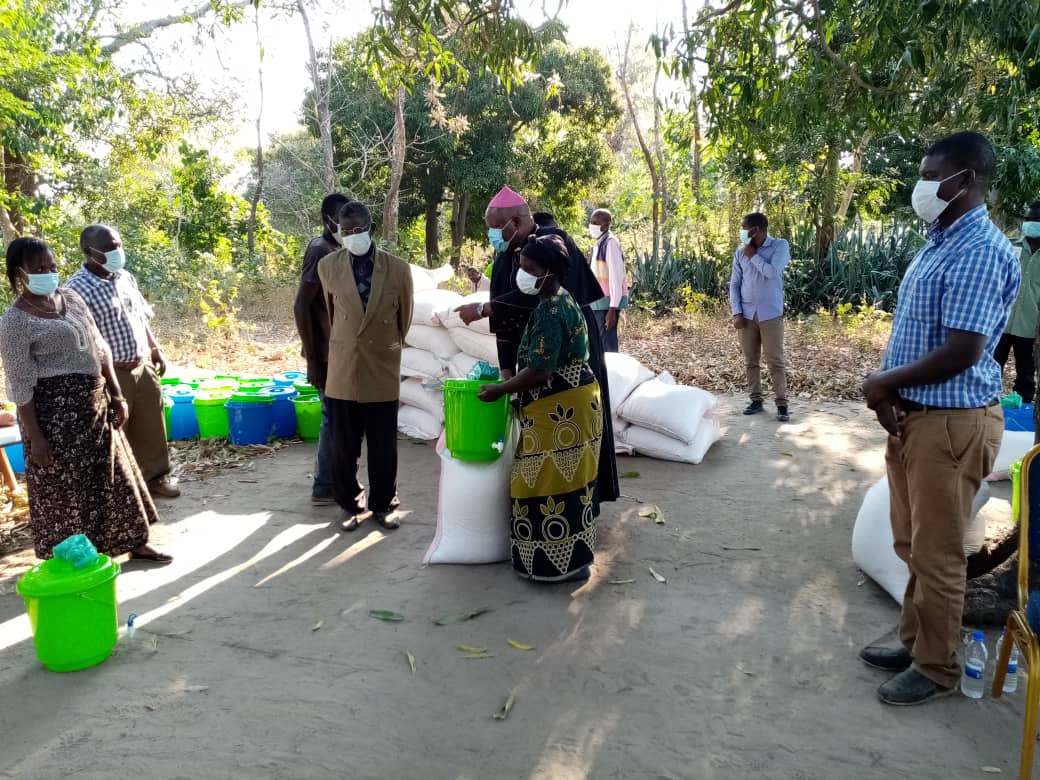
398,267,722,465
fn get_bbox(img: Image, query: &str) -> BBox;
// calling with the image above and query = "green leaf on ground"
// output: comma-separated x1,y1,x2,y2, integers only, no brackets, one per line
620,471,641,478
433,608,490,625
369,610,405,622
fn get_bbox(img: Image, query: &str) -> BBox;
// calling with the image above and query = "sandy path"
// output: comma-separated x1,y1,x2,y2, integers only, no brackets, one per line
0,397,1024,779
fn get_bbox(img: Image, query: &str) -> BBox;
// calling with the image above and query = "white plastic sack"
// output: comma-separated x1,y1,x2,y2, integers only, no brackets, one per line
988,430,1034,479
410,264,439,292
413,289,463,327
450,328,499,365
423,426,515,565
851,475,991,605
427,264,455,284
399,378,445,424
406,324,461,360
401,347,447,380
604,353,654,416
398,405,442,440
436,291,492,335
449,353,482,379
624,416,722,465
617,379,717,445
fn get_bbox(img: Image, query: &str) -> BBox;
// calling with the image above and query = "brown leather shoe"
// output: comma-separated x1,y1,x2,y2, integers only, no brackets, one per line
149,476,181,499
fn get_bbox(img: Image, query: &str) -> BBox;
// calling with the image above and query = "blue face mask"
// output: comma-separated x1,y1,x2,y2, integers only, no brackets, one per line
1023,221,1040,239
25,272,60,296
488,228,510,253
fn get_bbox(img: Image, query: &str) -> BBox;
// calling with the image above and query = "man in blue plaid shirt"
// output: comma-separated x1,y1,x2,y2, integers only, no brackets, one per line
860,132,1020,706
65,225,180,499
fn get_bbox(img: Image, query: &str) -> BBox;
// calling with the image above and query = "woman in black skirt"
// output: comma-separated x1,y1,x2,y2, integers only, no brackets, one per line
0,237,170,564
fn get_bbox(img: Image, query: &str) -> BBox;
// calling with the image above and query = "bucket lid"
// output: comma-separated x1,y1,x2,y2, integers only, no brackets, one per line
193,391,232,405
293,380,319,394
17,554,120,598
165,385,197,402
291,395,322,405
199,381,238,393
160,377,182,386
230,393,274,404
274,371,306,385
444,378,501,391
259,386,297,400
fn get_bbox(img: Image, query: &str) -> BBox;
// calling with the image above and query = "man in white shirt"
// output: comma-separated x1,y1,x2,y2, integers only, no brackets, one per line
588,209,628,352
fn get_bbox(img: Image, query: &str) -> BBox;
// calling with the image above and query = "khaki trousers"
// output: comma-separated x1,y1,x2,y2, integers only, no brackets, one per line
737,315,787,404
886,404,1003,687
115,364,171,484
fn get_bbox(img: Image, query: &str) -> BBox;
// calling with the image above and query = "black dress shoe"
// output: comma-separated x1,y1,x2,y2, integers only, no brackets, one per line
859,644,912,672
878,668,955,706
743,400,764,415
776,405,790,422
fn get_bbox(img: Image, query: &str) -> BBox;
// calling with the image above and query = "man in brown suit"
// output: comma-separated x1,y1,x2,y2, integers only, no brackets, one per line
318,201,413,532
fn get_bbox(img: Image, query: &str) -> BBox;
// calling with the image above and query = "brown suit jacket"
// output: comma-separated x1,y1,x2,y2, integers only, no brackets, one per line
317,247,413,402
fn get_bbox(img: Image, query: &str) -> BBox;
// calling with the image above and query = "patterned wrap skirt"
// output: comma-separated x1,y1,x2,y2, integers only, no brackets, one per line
24,373,157,559
511,377,603,581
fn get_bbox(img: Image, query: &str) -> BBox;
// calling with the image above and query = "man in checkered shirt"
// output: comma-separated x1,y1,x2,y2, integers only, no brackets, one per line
65,225,180,499
860,132,1020,706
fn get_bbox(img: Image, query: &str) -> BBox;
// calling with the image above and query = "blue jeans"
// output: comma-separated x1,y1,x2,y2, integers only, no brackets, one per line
593,309,619,353
312,390,334,498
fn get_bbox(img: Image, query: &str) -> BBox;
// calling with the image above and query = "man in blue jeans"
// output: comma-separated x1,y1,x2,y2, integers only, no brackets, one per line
294,193,349,505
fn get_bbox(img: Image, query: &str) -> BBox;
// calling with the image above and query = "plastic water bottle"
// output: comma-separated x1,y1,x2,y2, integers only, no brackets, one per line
996,628,1019,694
962,630,988,699
127,613,139,639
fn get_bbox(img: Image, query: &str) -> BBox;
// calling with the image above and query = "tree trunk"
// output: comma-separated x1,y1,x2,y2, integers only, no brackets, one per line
450,190,470,267
247,6,264,257
681,0,702,205
651,62,670,256
382,84,407,246
2,147,34,237
815,144,841,259
298,0,336,193
424,200,440,265
836,131,871,222
618,25,662,261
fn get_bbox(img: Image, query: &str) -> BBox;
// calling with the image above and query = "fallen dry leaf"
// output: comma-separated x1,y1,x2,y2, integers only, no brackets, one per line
649,566,667,583
493,690,516,720
507,639,534,651
405,650,417,674
312,620,324,632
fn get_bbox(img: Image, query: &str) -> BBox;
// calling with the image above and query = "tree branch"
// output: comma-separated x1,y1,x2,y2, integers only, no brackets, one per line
100,0,253,56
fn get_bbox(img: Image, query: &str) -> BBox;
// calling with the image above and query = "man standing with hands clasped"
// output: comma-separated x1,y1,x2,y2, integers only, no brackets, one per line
860,131,1019,706
66,224,180,500
730,212,791,422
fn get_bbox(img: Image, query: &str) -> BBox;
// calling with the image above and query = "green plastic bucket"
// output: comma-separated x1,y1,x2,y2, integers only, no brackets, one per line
293,380,319,397
199,379,238,394
160,376,182,387
17,554,121,672
443,379,510,462
194,391,231,439
164,398,173,441
292,396,323,441
237,379,273,393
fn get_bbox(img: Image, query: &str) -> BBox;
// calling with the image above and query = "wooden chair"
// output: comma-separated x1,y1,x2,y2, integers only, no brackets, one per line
992,443,1040,779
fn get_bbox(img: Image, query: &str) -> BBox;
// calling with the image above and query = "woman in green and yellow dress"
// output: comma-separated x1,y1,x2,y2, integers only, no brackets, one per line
478,235,603,583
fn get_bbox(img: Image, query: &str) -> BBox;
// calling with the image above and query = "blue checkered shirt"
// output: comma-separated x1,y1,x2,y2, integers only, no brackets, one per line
64,267,154,363
883,205,1021,408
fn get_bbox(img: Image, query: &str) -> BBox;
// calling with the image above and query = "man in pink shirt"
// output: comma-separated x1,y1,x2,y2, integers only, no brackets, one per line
588,209,628,352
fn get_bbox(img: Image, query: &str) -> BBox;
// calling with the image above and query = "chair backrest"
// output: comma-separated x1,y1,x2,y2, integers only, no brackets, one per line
1018,445,1040,607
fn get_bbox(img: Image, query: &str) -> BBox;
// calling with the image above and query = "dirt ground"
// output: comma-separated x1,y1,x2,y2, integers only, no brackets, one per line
0,396,1027,780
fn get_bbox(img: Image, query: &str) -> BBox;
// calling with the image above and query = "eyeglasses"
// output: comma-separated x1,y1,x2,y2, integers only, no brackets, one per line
341,225,370,236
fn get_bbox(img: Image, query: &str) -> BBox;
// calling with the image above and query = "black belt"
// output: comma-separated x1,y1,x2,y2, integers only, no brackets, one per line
900,398,999,412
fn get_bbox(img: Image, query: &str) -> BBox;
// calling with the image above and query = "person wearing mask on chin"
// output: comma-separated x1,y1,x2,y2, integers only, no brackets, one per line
64,224,180,500
860,132,1019,706
730,212,791,422
317,201,413,534
294,192,350,506
453,188,620,511
587,209,628,352
994,199,1040,403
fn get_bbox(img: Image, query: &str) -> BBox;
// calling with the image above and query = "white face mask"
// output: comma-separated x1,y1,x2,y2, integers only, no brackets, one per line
103,247,125,272
343,232,372,256
516,268,549,296
911,169,971,224
589,224,603,239
739,229,752,245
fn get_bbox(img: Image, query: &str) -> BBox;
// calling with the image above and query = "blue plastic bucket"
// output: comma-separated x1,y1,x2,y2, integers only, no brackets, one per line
165,386,199,440
1005,404,1035,433
6,443,25,474
259,386,298,438
273,371,307,387
226,401,273,446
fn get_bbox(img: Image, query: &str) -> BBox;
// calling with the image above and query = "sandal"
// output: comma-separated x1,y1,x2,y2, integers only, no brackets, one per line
129,549,174,566
373,512,400,530
340,514,364,532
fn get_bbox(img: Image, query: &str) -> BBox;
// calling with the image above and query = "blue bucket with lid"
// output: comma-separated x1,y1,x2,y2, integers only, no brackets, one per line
225,401,273,446
259,386,298,438
273,371,307,387
165,386,199,440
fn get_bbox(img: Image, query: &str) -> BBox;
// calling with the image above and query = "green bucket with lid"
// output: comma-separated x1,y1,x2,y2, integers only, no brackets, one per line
17,554,121,672
443,379,510,461
194,391,232,439
292,395,323,441
293,380,319,397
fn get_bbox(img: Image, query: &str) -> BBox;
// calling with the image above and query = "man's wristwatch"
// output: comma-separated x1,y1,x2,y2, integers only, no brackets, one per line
477,302,485,318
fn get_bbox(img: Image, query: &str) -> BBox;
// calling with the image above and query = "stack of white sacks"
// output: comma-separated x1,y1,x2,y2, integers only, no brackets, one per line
397,265,722,465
